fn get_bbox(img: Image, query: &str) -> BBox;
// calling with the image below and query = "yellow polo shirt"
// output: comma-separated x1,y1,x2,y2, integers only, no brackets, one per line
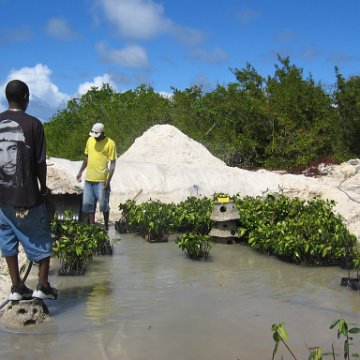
84,136,117,182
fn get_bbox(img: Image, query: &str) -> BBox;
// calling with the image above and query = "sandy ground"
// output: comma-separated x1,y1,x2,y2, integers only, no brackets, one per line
1,124,360,301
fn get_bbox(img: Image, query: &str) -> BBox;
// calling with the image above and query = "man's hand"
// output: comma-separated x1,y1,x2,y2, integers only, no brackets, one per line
40,186,51,197
77,156,88,183
104,180,111,190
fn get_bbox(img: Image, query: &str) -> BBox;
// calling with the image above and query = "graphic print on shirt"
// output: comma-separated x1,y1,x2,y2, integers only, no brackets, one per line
0,119,30,188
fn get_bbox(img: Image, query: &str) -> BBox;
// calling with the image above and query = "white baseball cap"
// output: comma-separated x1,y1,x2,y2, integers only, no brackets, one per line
89,123,104,138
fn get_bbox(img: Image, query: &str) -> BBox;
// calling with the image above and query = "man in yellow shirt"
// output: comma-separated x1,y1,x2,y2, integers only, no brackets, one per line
76,123,117,231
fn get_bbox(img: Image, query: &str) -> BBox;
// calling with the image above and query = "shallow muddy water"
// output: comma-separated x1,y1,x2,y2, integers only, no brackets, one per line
1,228,360,360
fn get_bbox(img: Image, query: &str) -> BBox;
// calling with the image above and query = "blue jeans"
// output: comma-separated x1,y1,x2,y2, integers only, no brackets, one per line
0,203,52,261
82,180,110,213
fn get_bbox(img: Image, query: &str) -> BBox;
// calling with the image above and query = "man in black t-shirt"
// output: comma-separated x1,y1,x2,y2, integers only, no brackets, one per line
0,80,57,300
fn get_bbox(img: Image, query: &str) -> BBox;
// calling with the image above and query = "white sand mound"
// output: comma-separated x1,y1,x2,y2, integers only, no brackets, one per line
120,124,226,167
111,124,280,203
59,124,282,205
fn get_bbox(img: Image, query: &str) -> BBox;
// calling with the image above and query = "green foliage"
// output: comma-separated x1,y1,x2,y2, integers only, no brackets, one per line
176,233,212,260
118,199,139,232
334,70,360,157
271,319,360,359
119,196,213,241
51,210,110,274
264,56,338,170
330,319,360,360
352,252,360,270
119,193,357,265
44,57,356,171
118,197,214,257
44,84,171,160
271,323,297,360
308,348,323,360
173,196,214,234
126,200,176,242
235,193,357,265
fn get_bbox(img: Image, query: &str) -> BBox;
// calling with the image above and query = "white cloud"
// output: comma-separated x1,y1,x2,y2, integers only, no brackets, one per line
327,52,354,64
96,0,168,40
235,8,261,26
299,47,323,62
168,25,206,47
96,42,149,68
45,18,78,40
95,0,205,46
77,74,117,96
0,26,33,45
0,64,70,120
4,64,69,105
158,91,173,99
189,47,228,64
275,30,296,42
190,73,213,92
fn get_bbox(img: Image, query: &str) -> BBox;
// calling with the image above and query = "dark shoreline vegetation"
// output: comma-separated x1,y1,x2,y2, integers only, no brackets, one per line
44,56,360,173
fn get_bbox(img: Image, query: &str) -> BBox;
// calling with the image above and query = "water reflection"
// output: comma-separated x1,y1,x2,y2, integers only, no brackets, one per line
0,229,360,359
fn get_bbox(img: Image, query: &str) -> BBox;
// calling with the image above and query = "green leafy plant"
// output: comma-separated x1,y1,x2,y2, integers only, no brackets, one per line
118,192,357,267
51,210,110,275
330,319,360,359
93,226,113,255
341,250,360,290
235,193,358,266
351,252,360,281
271,319,360,360
127,200,176,242
176,233,212,260
116,199,137,233
272,322,298,360
118,196,213,240
173,196,214,234
119,199,145,234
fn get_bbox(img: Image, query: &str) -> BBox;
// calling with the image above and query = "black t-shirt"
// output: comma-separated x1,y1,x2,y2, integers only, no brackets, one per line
0,110,46,208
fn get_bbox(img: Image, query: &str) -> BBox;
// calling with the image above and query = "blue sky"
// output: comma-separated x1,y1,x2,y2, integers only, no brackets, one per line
0,0,359,121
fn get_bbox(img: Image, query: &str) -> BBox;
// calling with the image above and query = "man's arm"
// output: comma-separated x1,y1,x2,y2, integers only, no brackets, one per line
76,155,88,182
105,159,116,189
37,159,48,195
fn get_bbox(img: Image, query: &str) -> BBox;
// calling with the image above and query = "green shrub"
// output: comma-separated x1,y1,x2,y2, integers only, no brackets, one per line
127,200,176,242
235,194,357,265
176,233,212,260
173,196,214,234
51,210,110,275
119,196,213,240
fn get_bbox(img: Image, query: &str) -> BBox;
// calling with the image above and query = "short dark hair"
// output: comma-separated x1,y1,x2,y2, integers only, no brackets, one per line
5,80,29,103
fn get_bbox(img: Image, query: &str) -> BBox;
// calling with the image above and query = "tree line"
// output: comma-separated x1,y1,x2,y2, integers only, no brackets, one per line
44,56,360,172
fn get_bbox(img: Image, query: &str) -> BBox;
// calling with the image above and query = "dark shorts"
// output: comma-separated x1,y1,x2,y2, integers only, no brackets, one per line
0,203,53,261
